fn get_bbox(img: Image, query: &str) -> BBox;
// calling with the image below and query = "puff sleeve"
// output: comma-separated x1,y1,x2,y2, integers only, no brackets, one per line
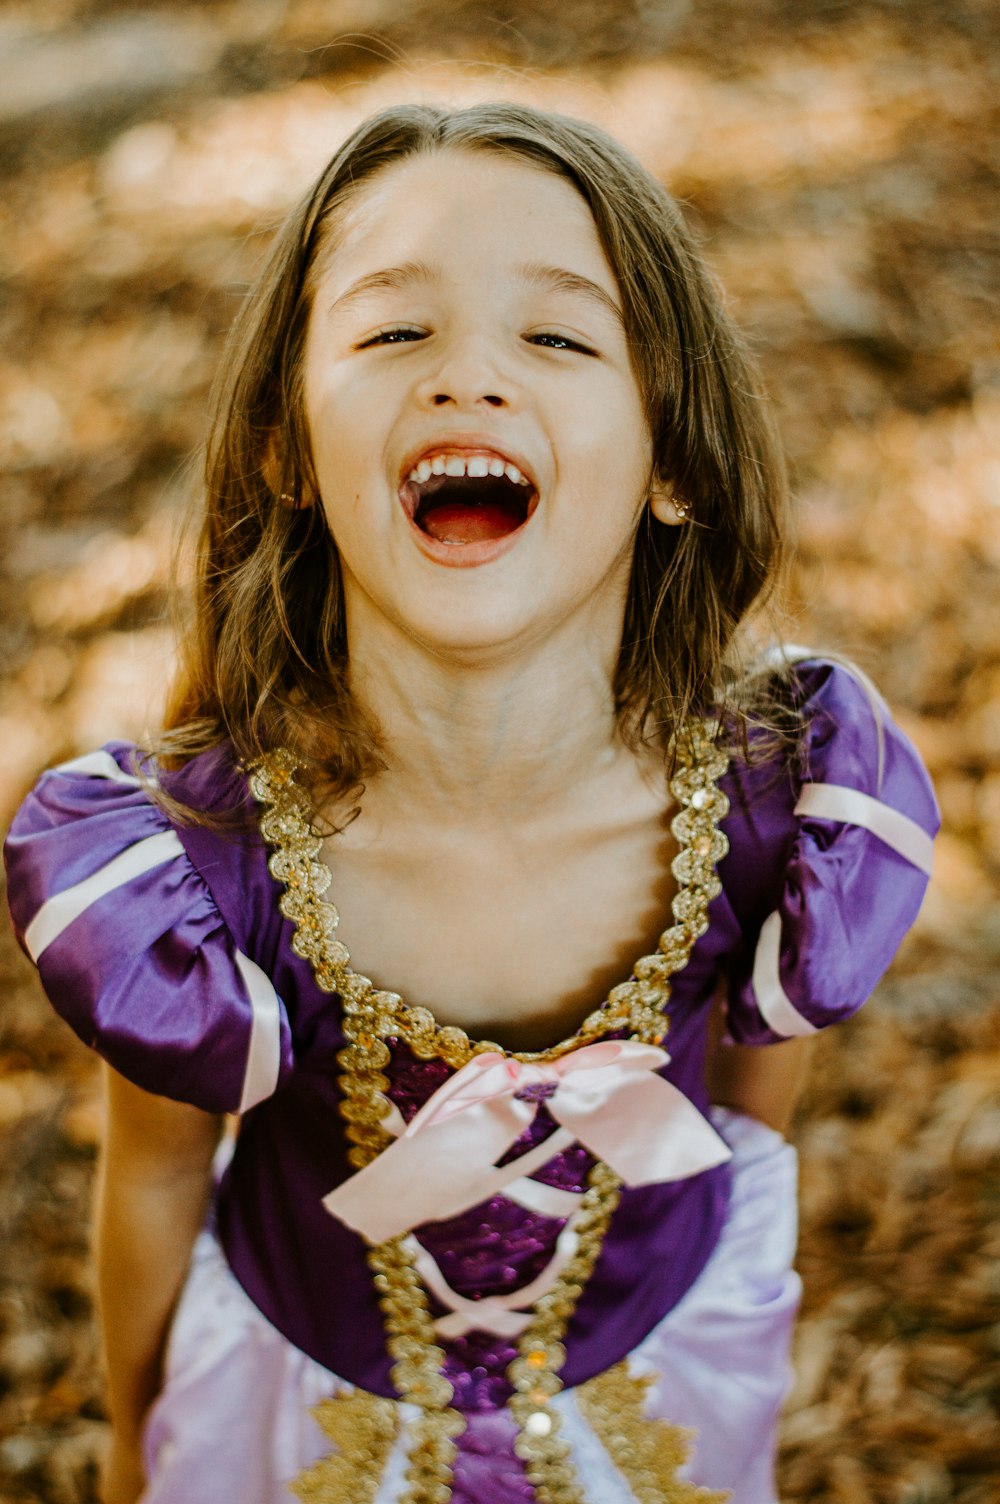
3,745,294,1113
726,661,940,1045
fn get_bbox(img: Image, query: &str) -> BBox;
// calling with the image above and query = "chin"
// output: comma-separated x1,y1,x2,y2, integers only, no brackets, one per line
412,612,540,661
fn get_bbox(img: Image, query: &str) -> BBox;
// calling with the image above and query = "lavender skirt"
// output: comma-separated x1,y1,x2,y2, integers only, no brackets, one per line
141,1111,799,1504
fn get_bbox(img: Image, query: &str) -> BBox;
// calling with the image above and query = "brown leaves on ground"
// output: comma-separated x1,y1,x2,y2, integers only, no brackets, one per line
1,1,998,1500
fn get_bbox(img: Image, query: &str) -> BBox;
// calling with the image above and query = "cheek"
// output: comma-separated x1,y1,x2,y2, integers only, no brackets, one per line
568,380,651,473
306,393,366,505
568,431,652,531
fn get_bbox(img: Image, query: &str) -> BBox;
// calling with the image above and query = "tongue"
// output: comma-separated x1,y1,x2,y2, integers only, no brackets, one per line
421,502,521,544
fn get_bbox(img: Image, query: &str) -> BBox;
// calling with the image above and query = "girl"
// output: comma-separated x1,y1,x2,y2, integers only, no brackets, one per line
4,103,939,1504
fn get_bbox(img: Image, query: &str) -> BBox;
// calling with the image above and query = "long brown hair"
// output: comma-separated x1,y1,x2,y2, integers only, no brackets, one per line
154,101,792,820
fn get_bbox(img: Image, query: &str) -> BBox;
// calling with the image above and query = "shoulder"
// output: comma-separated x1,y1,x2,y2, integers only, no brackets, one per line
4,743,293,1112
783,654,938,821
718,654,940,1043
722,653,939,849
5,743,249,945
6,746,180,944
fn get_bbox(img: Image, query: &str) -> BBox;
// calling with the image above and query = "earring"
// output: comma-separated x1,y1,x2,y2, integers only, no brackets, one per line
648,488,691,526
280,492,294,504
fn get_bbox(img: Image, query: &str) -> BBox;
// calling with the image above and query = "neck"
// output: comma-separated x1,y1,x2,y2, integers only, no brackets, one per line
344,618,641,828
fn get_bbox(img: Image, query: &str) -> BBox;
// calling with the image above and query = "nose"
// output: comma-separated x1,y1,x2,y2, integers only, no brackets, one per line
415,335,513,410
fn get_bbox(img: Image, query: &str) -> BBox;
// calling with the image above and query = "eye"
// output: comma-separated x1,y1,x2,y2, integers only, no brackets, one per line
525,331,598,355
356,326,427,349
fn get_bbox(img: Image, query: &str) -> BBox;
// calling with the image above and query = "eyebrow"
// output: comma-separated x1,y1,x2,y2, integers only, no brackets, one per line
328,260,440,313
518,262,625,331
328,258,625,330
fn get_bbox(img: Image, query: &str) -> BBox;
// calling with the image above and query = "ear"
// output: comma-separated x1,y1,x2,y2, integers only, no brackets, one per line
648,480,688,526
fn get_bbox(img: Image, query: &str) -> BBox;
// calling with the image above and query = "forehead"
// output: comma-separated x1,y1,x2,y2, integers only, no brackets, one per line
313,148,618,300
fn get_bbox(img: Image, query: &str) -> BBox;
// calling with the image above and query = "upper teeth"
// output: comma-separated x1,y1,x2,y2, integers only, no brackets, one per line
410,453,529,486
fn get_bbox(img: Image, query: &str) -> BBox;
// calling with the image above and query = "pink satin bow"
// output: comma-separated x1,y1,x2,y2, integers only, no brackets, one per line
323,1039,732,1244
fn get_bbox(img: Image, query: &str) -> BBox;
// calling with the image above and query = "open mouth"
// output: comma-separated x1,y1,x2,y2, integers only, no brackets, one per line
401,454,538,546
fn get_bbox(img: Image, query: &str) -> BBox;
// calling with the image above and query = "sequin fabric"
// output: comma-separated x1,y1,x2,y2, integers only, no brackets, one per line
387,1042,594,1186
423,1194,566,1304
388,1041,593,1411
443,1333,519,1413
251,729,734,1503
389,1042,592,1278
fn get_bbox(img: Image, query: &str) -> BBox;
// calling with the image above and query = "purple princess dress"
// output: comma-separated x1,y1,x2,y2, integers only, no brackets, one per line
4,660,939,1504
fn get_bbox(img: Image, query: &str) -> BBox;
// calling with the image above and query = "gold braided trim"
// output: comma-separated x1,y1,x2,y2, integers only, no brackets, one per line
368,1235,466,1500
250,720,730,1080
576,1363,731,1504
501,1159,623,1504
290,1362,731,1504
252,726,731,1504
291,1387,399,1504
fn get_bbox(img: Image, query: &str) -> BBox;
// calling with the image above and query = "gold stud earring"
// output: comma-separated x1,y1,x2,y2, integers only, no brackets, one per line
672,496,692,521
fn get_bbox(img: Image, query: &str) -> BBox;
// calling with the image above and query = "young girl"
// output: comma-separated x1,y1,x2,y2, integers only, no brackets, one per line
4,103,938,1504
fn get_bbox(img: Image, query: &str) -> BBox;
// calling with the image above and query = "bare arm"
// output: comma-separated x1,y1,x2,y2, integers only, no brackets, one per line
96,1065,222,1502
703,982,812,1136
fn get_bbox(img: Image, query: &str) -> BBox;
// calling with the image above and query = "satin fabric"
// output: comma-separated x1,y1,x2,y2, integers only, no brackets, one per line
323,1041,733,1244
141,1110,799,1504
4,660,939,1393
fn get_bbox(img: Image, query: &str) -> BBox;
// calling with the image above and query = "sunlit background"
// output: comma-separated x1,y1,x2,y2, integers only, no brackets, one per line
1,2,998,1499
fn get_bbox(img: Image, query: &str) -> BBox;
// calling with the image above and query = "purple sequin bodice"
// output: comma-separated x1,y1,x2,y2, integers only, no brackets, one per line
3,661,941,1400
388,1041,596,1410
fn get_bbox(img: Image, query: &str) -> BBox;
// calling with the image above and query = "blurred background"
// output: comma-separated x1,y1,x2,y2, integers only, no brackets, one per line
1,1,998,1500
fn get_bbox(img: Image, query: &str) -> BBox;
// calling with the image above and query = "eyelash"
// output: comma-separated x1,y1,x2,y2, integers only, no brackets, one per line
357,327,426,348
356,328,598,355
525,332,597,355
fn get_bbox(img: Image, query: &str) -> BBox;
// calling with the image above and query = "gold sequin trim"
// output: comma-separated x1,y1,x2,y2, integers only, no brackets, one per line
249,720,730,1074
253,724,731,1503
291,1387,399,1504
577,1363,731,1503
506,1160,622,1504
368,1234,466,1501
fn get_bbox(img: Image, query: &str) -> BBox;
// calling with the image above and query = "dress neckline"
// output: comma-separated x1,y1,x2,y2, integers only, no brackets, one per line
249,722,731,1068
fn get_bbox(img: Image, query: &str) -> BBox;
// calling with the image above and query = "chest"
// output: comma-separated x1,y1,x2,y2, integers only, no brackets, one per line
320,810,680,1053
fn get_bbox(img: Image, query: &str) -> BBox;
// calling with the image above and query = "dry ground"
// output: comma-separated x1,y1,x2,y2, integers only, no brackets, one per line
1,1,998,1500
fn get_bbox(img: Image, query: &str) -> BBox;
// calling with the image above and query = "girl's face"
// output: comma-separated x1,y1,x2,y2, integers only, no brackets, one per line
302,148,663,662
